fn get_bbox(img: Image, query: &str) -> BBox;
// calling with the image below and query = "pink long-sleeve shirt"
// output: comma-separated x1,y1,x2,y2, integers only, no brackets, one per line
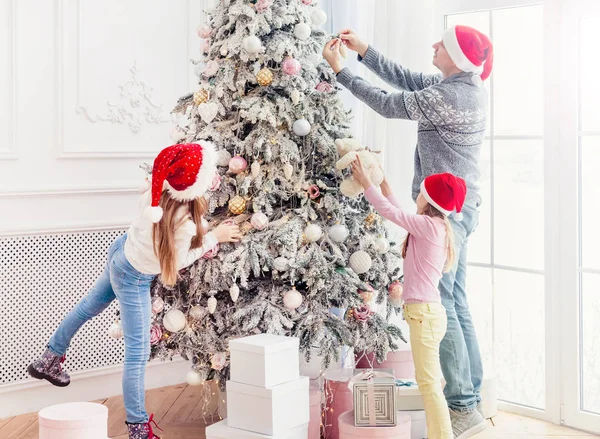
364,185,447,303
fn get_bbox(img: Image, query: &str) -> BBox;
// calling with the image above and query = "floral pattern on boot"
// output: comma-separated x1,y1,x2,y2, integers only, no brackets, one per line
27,348,70,387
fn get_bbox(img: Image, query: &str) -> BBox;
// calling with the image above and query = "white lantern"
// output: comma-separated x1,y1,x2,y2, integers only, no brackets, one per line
243,35,262,54
217,150,232,167
273,256,290,271
294,23,311,40
230,284,240,303
108,321,123,339
189,305,205,320
207,297,218,314
283,288,303,310
349,250,372,274
304,223,322,242
328,224,349,243
293,118,311,136
186,369,205,386
251,212,269,230
311,9,327,27
163,309,187,333
373,237,390,254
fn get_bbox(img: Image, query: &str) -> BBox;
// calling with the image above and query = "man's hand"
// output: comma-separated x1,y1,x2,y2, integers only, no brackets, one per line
323,39,344,74
213,223,242,243
339,29,369,58
351,156,372,190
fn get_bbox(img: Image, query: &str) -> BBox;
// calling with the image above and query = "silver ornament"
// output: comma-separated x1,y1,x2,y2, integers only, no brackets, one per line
328,224,349,243
189,305,205,320
304,223,322,242
373,237,390,254
283,163,294,180
349,250,372,275
163,309,187,333
273,256,290,271
108,321,123,339
216,149,232,167
293,118,311,136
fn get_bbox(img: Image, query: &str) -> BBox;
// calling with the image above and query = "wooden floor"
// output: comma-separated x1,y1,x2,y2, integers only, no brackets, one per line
0,383,598,438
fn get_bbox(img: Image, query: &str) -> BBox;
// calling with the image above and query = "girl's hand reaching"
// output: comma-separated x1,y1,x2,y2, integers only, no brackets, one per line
213,223,242,243
338,29,369,58
351,156,372,190
323,39,344,74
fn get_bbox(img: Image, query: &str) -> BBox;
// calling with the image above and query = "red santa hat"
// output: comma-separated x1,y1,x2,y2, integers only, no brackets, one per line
442,25,494,86
420,173,467,221
143,141,216,223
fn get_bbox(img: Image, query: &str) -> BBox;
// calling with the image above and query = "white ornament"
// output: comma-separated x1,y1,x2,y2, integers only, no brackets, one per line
217,150,232,167
152,296,165,314
108,321,123,339
304,223,323,242
198,102,219,124
189,305,205,320
186,369,205,386
293,118,311,136
283,163,294,180
273,256,290,271
220,44,229,56
163,309,187,333
251,212,269,230
243,35,262,54
283,288,303,310
294,23,312,40
349,250,372,275
291,89,301,105
373,237,390,254
311,9,327,26
328,224,349,243
207,296,218,314
251,161,261,178
229,284,240,303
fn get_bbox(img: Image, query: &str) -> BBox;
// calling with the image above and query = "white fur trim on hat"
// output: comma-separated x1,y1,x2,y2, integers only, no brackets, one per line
420,180,452,216
443,27,484,76
454,212,464,222
165,141,217,202
145,205,164,223
471,75,483,87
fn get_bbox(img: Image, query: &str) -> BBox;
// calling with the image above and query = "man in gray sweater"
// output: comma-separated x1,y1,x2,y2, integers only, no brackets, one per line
324,26,493,439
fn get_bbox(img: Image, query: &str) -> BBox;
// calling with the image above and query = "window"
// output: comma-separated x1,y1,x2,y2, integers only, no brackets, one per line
446,4,546,410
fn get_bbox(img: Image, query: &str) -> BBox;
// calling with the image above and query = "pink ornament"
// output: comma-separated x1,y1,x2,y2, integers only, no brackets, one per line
229,155,248,174
307,184,320,199
197,24,212,39
315,81,333,93
388,281,403,299
211,352,227,371
302,0,313,4
203,60,219,78
202,244,220,259
282,57,302,76
152,297,164,314
358,284,375,303
353,304,373,322
209,172,222,191
201,39,211,53
251,212,269,230
255,0,273,12
150,325,162,345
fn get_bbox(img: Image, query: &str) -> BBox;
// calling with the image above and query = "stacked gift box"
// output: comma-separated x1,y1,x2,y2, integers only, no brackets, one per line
206,334,310,439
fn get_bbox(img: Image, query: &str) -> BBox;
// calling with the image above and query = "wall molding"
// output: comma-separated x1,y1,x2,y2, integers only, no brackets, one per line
0,357,189,418
0,183,140,198
0,0,17,160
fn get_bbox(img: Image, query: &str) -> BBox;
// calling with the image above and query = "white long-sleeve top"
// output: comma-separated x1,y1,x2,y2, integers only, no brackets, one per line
124,190,218,275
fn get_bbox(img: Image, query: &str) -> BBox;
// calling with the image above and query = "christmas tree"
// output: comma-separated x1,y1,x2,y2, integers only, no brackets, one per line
148,0,405,386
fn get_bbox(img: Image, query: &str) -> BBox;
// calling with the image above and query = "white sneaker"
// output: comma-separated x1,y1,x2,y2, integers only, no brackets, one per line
450,407,488,439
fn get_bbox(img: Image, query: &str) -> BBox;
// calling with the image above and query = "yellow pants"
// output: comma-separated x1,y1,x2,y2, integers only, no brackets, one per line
404,302,452,439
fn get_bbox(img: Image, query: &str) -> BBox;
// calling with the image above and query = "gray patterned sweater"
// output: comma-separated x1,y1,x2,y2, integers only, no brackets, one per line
336,46,488,207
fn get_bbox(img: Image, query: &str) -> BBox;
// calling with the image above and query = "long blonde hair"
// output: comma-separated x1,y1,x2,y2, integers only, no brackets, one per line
152,191,208,286
401,203,456,272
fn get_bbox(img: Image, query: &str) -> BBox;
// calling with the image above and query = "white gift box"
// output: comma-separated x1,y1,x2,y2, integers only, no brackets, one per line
206,419,309,439
395,381,425,411
38,402,108,439
400,410,427,439
227,376,310,435
230,334,300,388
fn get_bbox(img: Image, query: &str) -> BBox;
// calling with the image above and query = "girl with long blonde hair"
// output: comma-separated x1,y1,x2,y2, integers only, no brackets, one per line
28,142,241,439
352,156,466,439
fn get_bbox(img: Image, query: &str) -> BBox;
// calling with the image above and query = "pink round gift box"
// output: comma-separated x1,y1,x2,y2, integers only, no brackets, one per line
355,350,415,380
338,410,411,438
323,369,355,439
39,402,109,439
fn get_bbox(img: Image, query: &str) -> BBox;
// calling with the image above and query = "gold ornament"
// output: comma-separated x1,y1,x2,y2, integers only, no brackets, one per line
256,68,274,86
162,332,170,340
193,89,210,105
365,212,378,227
229,195,247,215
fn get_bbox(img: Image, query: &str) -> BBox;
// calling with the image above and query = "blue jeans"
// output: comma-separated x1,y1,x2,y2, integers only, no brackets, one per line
48,234,155,423
438,205,483,412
